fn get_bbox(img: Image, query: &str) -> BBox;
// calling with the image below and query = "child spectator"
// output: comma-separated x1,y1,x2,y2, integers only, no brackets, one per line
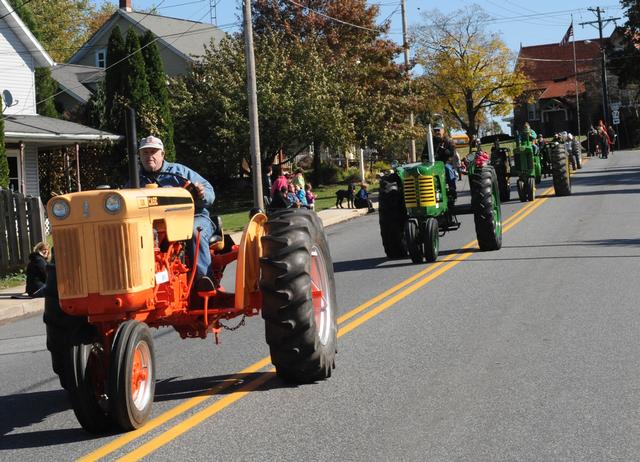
354,183,374,213
270,186,292,208
295,184,308,207
26,242,49,297
305,183,317,210
287,183,300,207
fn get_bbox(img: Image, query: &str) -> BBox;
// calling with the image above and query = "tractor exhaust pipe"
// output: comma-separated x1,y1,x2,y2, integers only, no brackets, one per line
125,107,140,188
426,124,435,164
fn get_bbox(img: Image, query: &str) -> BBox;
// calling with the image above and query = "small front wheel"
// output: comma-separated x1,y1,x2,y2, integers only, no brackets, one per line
109,320,156,431
526,177,536,202
422,218,439,263
65,327,112,434
404,220,423,264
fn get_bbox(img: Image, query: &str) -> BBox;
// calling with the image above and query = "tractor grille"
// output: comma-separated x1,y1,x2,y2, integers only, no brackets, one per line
54,227,86,299
404,175,436,208
97,223,142,292
418,176,437,206
404,178,418,208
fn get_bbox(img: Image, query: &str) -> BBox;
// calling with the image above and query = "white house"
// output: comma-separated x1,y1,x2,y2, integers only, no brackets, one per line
0,0,121,196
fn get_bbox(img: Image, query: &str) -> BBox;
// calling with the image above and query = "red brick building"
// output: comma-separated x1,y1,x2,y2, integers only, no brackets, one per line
514,39,603,137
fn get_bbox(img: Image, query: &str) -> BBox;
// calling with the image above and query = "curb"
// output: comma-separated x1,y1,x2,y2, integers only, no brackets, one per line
0,207,374,324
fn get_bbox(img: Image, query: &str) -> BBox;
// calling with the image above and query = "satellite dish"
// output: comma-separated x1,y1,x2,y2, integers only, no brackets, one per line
2,90,14,108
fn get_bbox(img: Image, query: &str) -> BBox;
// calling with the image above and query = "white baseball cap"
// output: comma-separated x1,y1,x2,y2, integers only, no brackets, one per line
138,136,164,151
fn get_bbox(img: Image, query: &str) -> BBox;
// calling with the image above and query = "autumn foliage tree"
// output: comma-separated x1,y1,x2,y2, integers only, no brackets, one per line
413,7,528,140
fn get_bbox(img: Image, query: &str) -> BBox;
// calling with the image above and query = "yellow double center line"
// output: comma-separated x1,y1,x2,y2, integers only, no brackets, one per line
79,185,555,462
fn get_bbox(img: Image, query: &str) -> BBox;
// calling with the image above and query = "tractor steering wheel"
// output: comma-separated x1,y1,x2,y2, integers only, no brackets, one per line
141,171,200,202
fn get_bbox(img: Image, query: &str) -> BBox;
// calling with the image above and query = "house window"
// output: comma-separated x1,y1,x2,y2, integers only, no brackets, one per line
95,49,107,68
527,102,540,121
6,151,19,192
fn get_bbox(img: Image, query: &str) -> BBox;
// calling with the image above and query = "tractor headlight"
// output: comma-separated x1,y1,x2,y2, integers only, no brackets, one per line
51,200,70,219
104,194,123,214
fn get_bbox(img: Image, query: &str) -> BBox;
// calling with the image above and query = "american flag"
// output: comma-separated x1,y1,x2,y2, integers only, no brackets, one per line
560,23,573,46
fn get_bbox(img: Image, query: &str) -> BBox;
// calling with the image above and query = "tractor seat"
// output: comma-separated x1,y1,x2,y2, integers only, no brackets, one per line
209,216,225,252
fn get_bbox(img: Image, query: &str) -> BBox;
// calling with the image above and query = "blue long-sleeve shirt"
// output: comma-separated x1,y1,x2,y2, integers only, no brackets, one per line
131,161,215,217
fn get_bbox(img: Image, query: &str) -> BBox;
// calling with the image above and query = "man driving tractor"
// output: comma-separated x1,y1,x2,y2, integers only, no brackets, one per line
422,123,456,163
133,135,217,292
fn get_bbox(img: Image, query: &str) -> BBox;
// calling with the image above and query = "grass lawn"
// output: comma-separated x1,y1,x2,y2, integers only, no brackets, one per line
0,272,26,291
217,184,375,233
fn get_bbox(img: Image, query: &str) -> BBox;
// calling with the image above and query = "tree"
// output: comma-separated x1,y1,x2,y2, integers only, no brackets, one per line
122,28,151,125
103,27,126,133
253,0,417,160
141,30,176,161
609,1,640,89
0,115,8,189
413,7,528,141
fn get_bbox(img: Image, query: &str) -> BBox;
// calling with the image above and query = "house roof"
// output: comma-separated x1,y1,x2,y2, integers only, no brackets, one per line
68,9,226,65
3,114,122,145
517,39,602,97
51,64,104,104
539,79,586,99
0,0,54,67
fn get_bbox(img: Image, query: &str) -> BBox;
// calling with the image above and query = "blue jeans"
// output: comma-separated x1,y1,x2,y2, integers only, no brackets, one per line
188,214,216,279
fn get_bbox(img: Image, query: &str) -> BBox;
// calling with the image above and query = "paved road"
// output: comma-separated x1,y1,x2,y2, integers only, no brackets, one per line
2,151,640,461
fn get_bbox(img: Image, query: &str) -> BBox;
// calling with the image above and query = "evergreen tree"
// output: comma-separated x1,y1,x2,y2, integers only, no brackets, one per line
122,28,151,130
0,115,7,188
141,30,176,161
104,27,126,132
35,68,60,118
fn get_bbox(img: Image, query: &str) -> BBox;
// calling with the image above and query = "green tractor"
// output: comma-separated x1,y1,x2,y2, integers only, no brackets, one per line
511,129,542,202
378,126,502,264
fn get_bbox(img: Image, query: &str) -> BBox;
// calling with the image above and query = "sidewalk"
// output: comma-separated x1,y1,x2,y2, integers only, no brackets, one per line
0,205,374,324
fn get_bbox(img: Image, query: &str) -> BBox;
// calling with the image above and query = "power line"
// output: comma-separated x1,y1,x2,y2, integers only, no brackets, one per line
285,0,381,33
0,0,35,20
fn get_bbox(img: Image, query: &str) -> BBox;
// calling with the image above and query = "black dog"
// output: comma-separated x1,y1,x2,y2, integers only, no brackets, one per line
335,183,355,208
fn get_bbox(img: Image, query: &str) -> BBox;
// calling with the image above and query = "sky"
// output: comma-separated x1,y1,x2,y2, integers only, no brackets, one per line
112,0,627,129
125,0,627,53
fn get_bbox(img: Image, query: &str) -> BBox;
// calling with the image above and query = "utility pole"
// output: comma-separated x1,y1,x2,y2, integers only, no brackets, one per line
242,0,264,210
580,7,621,126
401,0,416,163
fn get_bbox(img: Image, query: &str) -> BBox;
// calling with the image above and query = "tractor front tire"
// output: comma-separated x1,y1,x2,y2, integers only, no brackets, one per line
551,143,571,196
517,179,526,202
527,176,536,202
109,320,156,431
471,166,503,251
260,209,338,383
404,220,423,264
43,263,87,390
422,217,439,263
65,326,112,434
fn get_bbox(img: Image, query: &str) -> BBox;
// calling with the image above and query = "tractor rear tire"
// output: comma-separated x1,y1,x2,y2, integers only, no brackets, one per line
404,220,423,264
43,263,87,391
471,166,502,251
551,143,571,196
494,163,510,202
422,217,439,263
109,320,156,431
517,179,526,202
378,175,407,259
260,209,338,383
527,176,536,202
65,326,112,434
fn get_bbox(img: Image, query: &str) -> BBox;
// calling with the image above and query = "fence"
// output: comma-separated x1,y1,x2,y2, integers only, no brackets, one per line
0,189,46,276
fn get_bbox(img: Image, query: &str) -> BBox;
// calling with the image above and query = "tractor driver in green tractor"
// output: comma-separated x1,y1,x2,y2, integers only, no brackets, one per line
519,122,539,156
422,123,456,163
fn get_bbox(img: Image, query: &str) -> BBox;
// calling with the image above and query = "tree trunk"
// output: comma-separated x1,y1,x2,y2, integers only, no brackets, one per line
313,140,322,186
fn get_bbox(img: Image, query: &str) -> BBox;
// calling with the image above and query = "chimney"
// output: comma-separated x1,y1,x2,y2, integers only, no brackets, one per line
119,0,132,12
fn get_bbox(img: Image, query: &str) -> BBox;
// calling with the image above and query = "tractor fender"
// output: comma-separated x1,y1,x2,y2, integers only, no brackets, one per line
234,212,268,309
